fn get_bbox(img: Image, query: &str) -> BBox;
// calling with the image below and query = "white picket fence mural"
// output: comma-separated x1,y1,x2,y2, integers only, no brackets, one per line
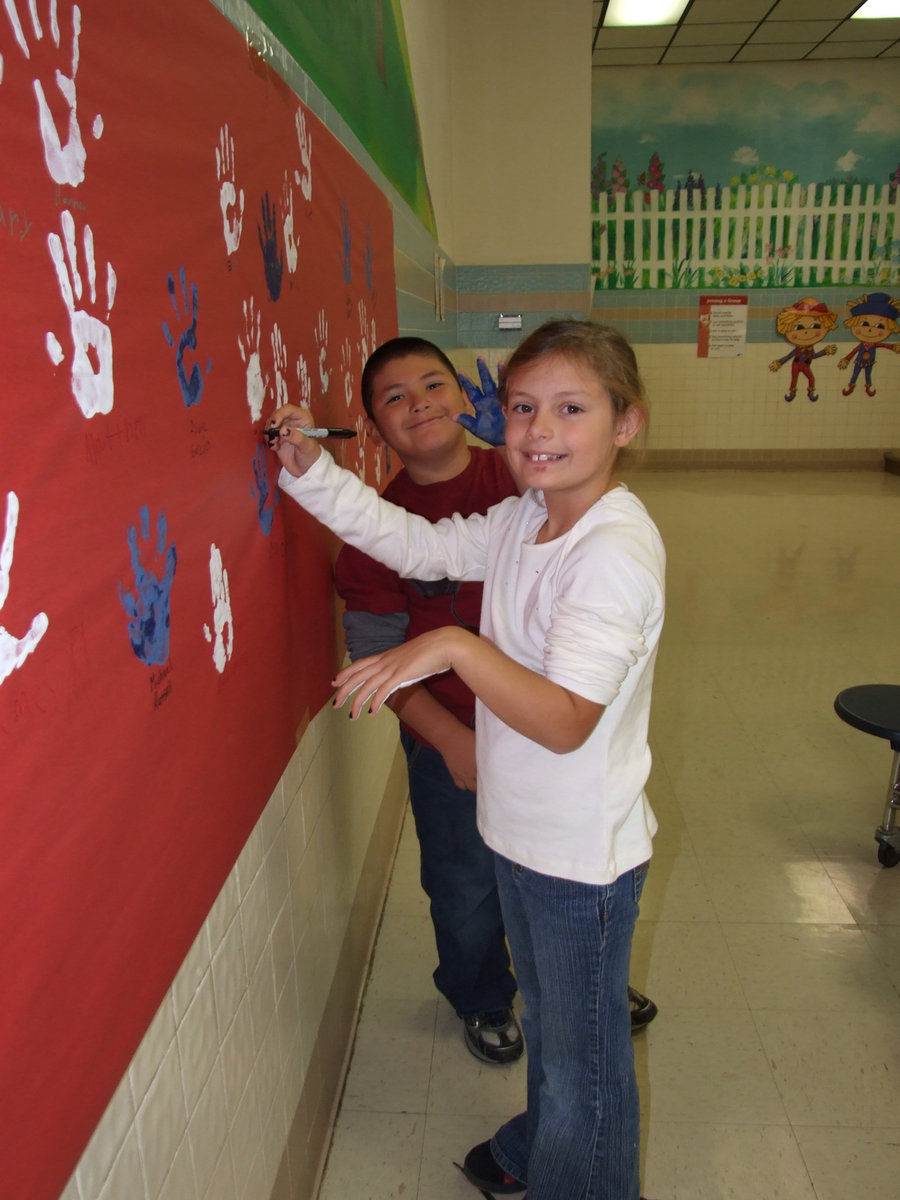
592,182,900,291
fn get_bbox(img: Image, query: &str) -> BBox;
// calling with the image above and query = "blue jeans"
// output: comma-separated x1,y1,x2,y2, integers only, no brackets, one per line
401,731,516,1016
491,855,648,1200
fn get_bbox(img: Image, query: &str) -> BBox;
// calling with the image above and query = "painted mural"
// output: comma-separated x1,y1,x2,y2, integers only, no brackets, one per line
591,61,900,291
245,0,436,236
0,2,397,1196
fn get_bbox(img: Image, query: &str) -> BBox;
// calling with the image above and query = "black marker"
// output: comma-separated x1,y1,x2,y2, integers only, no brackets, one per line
264,424,356,443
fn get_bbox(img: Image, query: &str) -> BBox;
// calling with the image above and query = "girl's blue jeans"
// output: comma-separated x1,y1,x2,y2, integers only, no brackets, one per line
491,854,648,1200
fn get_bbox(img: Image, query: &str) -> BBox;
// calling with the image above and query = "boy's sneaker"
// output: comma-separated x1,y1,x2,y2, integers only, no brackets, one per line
461,1140,526,1194
628,986,658,1031
462,1008,523,1064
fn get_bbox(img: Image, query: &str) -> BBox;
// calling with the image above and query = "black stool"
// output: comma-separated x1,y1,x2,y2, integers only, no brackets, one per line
834,685,900,867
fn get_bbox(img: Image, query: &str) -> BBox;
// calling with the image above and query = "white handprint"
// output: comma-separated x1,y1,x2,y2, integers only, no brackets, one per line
271,323,290,408
6,0,91,186
215,123,244,255
296,354,311,408
202,542,233,674
237,297,267,422
354,414,367,483
294,106,312,203
0,491,49,686
46,209,117,418
315,310,330,394
357,299,376,367
281,169,298,274
340,338,354,408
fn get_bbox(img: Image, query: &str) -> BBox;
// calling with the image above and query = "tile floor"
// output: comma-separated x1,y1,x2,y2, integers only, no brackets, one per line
318,469,900,1200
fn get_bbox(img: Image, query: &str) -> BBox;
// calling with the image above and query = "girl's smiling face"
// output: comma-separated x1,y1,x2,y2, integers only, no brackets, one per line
503,354,642,524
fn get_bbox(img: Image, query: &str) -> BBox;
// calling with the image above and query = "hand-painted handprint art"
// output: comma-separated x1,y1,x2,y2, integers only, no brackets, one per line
340,337,354,408
357,298,376,369
249,444,278,536
117,505,177,667
162,267,210,408
238,297,267,421
202,542,233,673
271,322,290,408
340,199,352,285
4,0,97,186
258,192,283,301
281,170,298,275
294,106,313,203
0,491,49,686
315,308,330,394
46,209,117,418
296,353,311,408
216,123,244,255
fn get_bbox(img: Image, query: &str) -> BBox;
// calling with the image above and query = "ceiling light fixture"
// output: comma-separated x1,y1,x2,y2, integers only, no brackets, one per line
602,0,690,26
851,0,900,16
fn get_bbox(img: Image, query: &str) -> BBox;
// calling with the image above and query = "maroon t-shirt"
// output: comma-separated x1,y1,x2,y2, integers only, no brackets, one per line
334,447,516,737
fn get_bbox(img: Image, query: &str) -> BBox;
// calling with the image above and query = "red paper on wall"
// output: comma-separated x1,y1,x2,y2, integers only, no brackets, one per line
0,3,397,1196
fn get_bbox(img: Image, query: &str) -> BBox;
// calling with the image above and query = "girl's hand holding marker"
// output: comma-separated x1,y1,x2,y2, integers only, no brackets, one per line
265,404,355,477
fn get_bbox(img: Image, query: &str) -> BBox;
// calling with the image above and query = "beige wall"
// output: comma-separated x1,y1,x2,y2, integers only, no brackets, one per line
401,0,592,265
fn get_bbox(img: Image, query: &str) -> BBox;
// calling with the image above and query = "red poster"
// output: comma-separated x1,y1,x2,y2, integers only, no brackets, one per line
0,2,397,1196
697,294,748,358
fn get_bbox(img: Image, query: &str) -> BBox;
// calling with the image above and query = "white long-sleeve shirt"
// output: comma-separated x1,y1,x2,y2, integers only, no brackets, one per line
281,454,665,885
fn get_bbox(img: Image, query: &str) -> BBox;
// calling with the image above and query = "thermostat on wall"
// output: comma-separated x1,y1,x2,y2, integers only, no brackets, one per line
498,313,523,330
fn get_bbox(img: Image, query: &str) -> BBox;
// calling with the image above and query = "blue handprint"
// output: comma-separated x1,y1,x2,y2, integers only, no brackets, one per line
364,223,374,292
340,200,352,285
257,192,283,300
118,505,177,666
457,358,506,446
249,445,279,535
162,267,210,408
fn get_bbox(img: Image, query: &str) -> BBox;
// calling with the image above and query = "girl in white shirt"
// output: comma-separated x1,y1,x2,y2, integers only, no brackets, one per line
271,320,665,1200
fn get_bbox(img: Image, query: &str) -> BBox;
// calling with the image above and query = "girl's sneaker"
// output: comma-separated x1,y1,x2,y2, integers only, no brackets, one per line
460,1140,526,1194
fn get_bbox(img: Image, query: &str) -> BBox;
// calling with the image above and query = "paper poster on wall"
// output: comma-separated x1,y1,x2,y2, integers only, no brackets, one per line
0,2,397,1197
698,295,748,357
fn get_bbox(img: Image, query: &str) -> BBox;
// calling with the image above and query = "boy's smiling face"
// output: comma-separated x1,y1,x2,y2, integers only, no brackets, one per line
366,353,473,476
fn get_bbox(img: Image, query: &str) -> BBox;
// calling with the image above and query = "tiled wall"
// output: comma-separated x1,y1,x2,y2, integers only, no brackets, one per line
61,702,407,1200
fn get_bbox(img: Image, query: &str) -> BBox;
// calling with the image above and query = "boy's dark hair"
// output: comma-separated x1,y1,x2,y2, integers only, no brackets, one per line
360,337,458,418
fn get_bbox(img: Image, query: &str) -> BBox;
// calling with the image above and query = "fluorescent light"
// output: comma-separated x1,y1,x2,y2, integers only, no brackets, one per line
603,0,690,26
851,0,900,16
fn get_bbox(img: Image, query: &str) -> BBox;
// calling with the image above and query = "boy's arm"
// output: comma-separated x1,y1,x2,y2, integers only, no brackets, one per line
343,610,477,790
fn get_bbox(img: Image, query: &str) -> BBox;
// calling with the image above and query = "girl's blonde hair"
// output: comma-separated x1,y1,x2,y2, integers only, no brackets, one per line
502,320,648,425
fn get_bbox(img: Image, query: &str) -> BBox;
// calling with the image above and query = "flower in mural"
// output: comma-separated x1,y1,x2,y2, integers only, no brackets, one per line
638,152,664,204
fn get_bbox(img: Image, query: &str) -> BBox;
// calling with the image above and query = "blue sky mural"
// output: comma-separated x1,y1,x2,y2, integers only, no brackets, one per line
592,61,899,189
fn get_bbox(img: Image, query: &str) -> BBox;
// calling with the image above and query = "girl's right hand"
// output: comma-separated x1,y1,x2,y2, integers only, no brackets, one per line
267,404,322,476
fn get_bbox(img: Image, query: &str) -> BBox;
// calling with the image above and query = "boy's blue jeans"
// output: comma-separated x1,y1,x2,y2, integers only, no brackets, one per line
400,731,516,1016
491,854,648,1200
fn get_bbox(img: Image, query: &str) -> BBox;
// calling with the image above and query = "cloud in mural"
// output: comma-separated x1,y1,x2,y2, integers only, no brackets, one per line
732,146,760,167
855,103,898,134
836,149,862,173
639,133,655,144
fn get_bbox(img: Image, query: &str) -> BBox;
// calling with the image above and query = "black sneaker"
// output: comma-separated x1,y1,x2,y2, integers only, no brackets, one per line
462,1008,523,1064
460,1140,526,1194
629,985,658,1031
